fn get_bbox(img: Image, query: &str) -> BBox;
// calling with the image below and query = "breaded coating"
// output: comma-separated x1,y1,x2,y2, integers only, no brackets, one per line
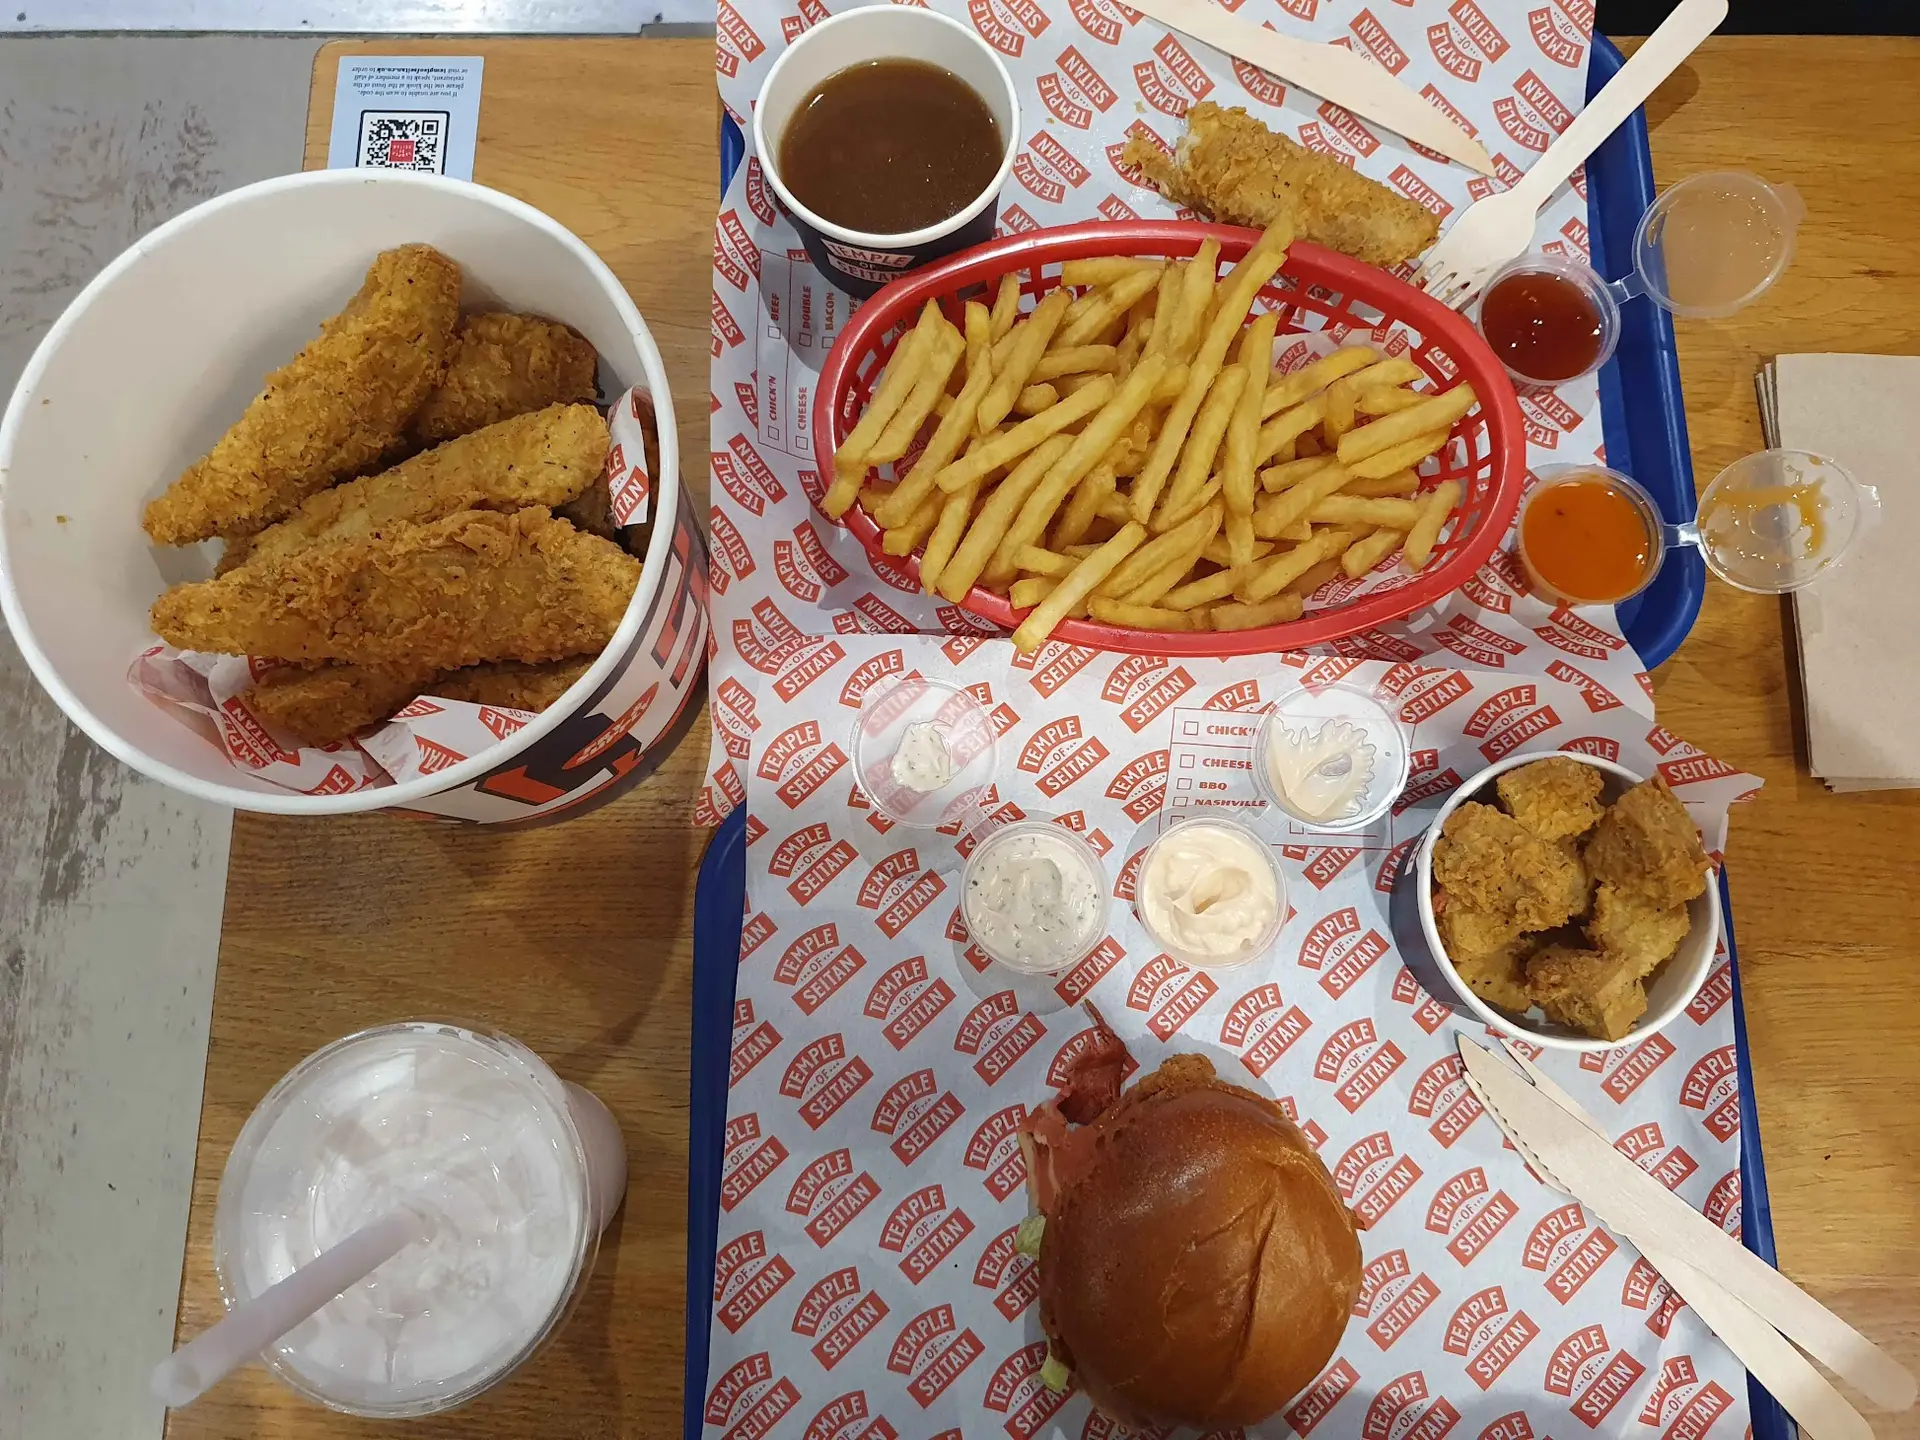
1123,103,1440,266
1586,882,1690,978
247,655,594,746
557,475,618,539
409,311,599,445
1526,944,1648,1042
1432,802,1588,932
1496,756,1606,842
247,662,437,744
1438,905,1535,1013
1584,777,1711,909
143,245,461,543
240,405,609,569
149,508,639,670
436,656,594,712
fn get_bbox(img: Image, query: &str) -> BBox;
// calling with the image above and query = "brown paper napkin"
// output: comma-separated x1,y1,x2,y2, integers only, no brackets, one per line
1758,353,1920,790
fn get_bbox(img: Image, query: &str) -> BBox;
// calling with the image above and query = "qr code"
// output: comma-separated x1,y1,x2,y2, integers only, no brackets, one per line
357,110,448,173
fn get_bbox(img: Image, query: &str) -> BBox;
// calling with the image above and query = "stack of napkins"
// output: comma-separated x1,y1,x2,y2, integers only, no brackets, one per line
1757,353,1919,792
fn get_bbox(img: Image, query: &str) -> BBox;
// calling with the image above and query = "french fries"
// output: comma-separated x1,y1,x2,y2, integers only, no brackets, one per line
936,435,1071,603
978,288,1070,432
1013,523,1145,653
1009,575,1057,609
1337,384,1477,465
1223,312,1278,566
1403,479,1462,571
1088,597,1203,631
989,274,1021,340
830,241,1481,650
1213,593,1305,630
1342,526,1407,578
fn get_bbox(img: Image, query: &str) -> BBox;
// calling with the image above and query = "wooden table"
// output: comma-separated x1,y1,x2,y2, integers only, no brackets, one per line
168,35,1920,1439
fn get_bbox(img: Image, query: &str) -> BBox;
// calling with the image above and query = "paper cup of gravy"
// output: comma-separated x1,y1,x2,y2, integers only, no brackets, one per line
752,6,1020,298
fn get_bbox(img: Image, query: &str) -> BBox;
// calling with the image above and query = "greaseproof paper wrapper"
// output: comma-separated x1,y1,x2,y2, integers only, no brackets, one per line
703,635,1762,1440
700,0,1614,825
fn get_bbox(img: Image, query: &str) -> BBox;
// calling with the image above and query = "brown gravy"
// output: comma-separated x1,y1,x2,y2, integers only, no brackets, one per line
778,58,1002,235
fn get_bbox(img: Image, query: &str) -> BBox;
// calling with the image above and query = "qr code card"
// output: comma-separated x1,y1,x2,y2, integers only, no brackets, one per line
327,56,483,181
357,111,448,172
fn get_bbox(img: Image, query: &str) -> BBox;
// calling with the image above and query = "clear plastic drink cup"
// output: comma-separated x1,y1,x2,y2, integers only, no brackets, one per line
213,1022,626,1417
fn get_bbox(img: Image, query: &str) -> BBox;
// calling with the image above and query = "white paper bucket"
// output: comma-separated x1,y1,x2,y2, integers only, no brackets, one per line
0,170,708,822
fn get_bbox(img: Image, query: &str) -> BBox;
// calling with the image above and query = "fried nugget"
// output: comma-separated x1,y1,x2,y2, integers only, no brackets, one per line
143,245,461,543
1497,756,1606,842
239,405,610,569
1438,904,1535,1013
1123,103,1440,267
1586,882,1690,978
409,312,600,446
1432,802,1588,933
1526,944,1648,1042
247,655,595,746
1584,777,1711,909
150,508,639,670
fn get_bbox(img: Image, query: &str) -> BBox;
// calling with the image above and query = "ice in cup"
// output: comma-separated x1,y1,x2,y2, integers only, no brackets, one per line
213,1022,626,1416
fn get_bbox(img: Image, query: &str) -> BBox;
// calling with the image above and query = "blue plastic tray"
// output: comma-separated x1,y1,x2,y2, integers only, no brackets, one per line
687,814,1786,1440
693,37,1762,1437
713,35,1704,668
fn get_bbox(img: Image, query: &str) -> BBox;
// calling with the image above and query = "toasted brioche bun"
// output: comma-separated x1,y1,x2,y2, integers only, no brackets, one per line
1035,1054,1362,1429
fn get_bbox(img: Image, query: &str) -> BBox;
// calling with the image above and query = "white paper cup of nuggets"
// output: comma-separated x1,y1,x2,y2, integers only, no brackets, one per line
1406,750,1722,1053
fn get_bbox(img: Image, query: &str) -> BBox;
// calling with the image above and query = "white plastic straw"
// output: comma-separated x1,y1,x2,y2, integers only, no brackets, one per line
150,1208,426,1409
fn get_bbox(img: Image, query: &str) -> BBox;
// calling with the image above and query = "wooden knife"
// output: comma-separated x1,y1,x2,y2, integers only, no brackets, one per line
1124,0,1497,176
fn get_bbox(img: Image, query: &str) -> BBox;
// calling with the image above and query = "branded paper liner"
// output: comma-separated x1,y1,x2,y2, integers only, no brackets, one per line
705,634,1763,1440
700,0,1616,826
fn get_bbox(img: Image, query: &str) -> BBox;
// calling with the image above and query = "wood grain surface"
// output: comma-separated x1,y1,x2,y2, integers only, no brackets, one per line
165,34,1920,1440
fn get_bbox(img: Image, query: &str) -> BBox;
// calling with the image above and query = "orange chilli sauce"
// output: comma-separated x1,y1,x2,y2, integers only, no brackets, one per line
1520,478,1655,603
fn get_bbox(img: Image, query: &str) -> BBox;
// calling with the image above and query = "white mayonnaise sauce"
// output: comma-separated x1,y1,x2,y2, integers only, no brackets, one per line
1136,821,1282,964
889,720,954,794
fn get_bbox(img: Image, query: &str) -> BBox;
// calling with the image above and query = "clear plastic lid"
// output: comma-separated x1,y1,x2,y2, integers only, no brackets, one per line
850,676,1000,828
1687,448,1878,594
1256,682,1411,831
1630,171,1803,318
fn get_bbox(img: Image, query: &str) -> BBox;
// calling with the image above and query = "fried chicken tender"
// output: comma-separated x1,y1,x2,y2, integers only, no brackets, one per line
1584,777,1711,909
142,244,461,543
1496,756,1606,842
149,508,639,670
409,311,600,446
1438,904,1535,1013
239,405,609,569
1432,802,1588,932
1586,882,1690,978
1526,944,1648,1042
246,655,595,746
1123,103,1441,267
557,476,617,539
